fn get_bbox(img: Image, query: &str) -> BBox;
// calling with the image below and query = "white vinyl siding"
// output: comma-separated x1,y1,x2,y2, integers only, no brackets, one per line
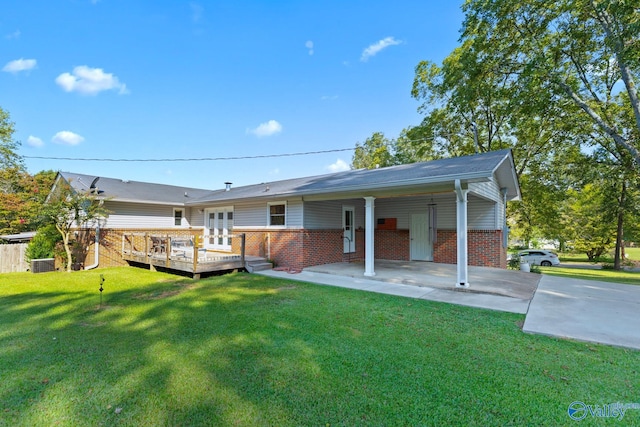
375,196,454,229
234,201,268,227
304,199,364,229
286,199,303,227
305,195,498,231
469,179,501,202
374,194,498,230
102,201,192,229
221,199,304,229
468,196,499,229
189,210,205,228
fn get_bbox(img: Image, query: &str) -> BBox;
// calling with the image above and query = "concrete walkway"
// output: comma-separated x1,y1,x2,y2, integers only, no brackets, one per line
257,261,640,350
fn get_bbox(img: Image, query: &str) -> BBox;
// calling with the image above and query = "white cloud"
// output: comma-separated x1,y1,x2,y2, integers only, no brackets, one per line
327,159,350,172
26,135,44,147
190,2,204,22
321,95,338,101
55,66,128,95
360,36,402,62
305,40,314,55
5,30,21,40
2,58,37,73
247,120,283,137
52,131,85,146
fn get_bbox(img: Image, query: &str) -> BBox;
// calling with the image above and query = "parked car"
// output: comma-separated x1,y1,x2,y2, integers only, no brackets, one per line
517,249,560,266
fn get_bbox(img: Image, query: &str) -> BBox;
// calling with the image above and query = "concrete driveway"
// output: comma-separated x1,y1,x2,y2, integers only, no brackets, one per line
258,261,640,350
523,275,640,350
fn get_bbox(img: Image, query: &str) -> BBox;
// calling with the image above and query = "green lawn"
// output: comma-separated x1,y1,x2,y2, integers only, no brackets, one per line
540,266,640,285
626,247,640,261
1,268,638,426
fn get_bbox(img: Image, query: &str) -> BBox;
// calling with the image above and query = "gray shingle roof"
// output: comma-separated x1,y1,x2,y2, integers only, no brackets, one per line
57,150,520,206
188,149,520,205
59,172,216,206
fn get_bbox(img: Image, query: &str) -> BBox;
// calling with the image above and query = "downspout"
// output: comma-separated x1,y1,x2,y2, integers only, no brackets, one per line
501,188,508,249
84,226,100,270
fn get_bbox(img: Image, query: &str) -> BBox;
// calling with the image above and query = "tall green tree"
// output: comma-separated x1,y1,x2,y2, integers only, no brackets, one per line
460,0,640,168
0,169,56,235
410,0,640,251
0,107,23,171
351,132,395,169
564,183,617,260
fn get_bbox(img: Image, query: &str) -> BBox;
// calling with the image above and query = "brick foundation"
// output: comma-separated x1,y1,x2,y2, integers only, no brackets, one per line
239,228,505,269
85,227,505,271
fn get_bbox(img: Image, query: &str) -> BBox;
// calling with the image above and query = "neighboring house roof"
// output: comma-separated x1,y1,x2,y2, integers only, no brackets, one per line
188,149,521,205
0,231,37,243
57,172,216,206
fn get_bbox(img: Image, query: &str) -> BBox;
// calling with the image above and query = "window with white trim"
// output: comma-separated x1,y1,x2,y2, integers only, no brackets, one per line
173,208,184,227
268,202,286,226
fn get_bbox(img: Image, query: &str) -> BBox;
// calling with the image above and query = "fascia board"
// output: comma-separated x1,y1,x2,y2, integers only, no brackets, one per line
187,172,491,205
104,197,187,207
490,151,521,201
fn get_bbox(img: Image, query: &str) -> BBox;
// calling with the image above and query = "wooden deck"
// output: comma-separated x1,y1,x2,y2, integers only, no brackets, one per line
121,233,247,278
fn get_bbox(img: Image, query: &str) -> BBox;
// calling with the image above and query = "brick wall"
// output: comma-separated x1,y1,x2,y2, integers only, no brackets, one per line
375,230,410,260
469,230,506,268
83,226,505,270
234,229,305,270
434,229,505,268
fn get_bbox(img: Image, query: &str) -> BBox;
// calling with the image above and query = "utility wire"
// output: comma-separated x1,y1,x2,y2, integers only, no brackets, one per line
22,136,440,163
24,147,356,162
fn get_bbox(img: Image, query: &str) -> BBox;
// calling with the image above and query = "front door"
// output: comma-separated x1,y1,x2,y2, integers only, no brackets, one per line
205,207,233,250
343,205,355,253
411,212,433,261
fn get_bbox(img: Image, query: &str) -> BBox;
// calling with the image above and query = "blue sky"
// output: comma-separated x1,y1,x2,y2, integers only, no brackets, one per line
2,0,463,189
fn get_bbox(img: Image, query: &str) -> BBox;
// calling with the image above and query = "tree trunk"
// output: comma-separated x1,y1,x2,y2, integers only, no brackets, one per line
63,232,73,272
613,181,626,270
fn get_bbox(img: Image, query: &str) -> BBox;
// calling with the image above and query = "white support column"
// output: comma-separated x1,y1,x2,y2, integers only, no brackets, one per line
454,180,469,288
364,196,376,277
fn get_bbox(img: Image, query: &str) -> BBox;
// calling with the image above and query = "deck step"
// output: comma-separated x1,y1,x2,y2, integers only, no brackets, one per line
248,262,273,272
245,258,273,273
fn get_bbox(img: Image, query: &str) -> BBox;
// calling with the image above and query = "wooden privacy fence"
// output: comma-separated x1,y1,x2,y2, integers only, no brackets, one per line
0,243,28,273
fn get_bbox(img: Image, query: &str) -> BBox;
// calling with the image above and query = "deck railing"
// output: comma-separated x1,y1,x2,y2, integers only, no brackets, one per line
121,232,246,276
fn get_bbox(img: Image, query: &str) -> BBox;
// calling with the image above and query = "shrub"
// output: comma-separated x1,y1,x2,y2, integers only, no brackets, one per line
25,224,62,262
507,256,520,270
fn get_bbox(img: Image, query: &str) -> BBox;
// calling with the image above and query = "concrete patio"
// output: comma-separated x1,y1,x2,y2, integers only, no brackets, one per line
305,260,540,300
261,260,540,314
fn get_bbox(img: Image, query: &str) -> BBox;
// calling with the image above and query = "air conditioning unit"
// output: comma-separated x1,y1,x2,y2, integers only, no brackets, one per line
31,258,55,273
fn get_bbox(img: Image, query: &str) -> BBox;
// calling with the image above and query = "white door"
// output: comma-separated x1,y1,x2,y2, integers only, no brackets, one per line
411,212,433,261
342,206,355,253
205,207,233,250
